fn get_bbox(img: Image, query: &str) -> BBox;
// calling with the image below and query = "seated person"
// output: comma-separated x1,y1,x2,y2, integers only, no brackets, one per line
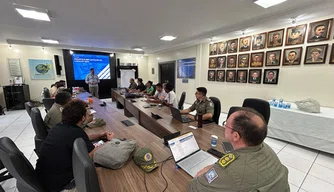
180,87,214,121
164,83,178,108
36,99,115,192
129,78,146,93
49,81,59,97
189,108,289,192
147,83,167,103
141,81,155,96
128,78,137,90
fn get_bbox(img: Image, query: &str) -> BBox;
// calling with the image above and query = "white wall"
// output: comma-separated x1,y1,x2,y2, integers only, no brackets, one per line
116,53,149,81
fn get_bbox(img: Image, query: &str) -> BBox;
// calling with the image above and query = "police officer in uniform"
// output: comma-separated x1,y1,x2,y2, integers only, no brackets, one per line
189,108,289,192
180,87,214,121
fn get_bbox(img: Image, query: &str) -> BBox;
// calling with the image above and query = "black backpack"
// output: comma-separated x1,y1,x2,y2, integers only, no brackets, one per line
0,105,5,115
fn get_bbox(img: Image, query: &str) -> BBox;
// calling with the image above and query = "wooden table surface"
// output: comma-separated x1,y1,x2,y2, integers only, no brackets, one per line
79,91,227,192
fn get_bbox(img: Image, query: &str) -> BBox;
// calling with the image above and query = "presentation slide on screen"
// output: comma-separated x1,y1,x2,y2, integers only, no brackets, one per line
177,58,196,79
72,54,110,80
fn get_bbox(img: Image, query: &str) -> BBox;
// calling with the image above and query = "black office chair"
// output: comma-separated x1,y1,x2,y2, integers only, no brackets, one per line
178,92,186,110
73,138,101,192
226,106,243,120
0,160,13,192
0,137,46,192
43,98,55,112
25,102,34,117
42,87,51,99
209,97,221,124
31,107,48,156
242,98,270,124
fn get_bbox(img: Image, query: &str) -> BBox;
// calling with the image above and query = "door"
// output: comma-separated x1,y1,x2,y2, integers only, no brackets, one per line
159,61,176,91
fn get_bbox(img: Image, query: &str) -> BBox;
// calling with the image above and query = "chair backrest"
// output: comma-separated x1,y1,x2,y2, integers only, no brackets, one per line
0,137,45,192
73,138,101,192
43,98,55,111
25,102,34,117
31,107,48,155
43,87,51,99
209,97,221,124
242,98,270,124
178,92,186,110
226,106,243,120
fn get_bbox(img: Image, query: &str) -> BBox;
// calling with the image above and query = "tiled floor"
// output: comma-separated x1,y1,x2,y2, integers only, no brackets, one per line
0,100,334,192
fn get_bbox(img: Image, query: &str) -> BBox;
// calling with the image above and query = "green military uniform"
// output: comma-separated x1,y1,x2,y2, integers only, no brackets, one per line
188,97,214,121
189,143,289,192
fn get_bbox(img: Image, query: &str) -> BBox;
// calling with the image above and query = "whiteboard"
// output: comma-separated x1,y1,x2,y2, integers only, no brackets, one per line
120,69,136,88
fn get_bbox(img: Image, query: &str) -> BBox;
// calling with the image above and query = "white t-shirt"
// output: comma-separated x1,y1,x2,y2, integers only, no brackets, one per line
155,90,168,101
165,91,178,108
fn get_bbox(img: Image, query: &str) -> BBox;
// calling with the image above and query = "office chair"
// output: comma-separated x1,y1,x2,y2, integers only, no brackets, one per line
0,137,46,192
178,92,186,110
226,106,243,120
209,97,221,124
25,102,34,117
43,98,55,113
0,160,13,192
242,98,270,124
31,108,48,156
42,87,51,99
73,138,101,192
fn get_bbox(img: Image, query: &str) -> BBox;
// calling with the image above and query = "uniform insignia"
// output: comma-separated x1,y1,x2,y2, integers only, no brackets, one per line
209,102,213,107
205,168,218,184
219,153,235,168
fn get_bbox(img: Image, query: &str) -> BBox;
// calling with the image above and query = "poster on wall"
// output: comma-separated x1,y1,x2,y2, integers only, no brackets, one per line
29,59,55,80
7,58,22,76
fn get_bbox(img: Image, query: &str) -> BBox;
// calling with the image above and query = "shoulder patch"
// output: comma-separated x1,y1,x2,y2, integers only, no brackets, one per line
205,168,219,184
218,153,235,168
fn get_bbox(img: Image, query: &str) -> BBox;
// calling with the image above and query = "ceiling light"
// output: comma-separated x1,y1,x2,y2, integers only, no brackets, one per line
210,38,214,45
8,45,12,49
291,18,297,26
160,35,177,41
110,53,114,57
15,7,50,21
156,57,161,60
70,50,73,55
241,30,245,36
254,0,287,8
41,38,59,44
132,47,143,51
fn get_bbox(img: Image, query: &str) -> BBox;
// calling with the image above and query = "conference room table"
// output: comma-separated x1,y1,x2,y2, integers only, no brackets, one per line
78,91,227,192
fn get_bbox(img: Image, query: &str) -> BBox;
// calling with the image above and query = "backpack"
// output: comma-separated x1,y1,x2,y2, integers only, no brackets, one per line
0,105,5,115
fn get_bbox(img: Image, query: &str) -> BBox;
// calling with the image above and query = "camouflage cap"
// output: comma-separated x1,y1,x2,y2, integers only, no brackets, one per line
133,148,158,173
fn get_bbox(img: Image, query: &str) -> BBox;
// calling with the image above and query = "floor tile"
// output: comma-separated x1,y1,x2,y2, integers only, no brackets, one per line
281,143,318,162
308,164,334,185
301,175,334,192
283,163,307,187
315,152,334,170
0,178,17,190
14,137,35,148
298,189,308,192
264,137,288,150
289,183,299,192
278,151,313,173
19,145,35,156
270,146,280,154
16,131,35,140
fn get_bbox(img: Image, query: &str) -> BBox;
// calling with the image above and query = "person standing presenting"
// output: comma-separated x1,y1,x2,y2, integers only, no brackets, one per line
85,68,100,98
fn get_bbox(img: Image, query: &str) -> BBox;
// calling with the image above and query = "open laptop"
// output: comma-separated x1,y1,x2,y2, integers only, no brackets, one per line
168,132,218,177
170,107,194,123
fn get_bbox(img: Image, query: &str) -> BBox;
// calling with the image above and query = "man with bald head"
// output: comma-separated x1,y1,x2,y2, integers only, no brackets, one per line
189,108,289,192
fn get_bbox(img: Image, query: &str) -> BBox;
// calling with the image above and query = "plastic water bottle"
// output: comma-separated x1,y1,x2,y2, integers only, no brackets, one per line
117,83,120,89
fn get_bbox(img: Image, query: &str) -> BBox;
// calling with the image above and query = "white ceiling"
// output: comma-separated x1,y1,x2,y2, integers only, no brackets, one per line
0,0,333,53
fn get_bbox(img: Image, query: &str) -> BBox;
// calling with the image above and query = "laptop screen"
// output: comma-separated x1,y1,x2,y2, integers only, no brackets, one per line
168,132,200,162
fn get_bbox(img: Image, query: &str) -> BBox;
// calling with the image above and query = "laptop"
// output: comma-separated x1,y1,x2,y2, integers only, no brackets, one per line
170,107,194,123
168,132,218,177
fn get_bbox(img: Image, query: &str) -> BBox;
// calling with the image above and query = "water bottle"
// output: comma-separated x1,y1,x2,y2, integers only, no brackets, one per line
197,113,203,128
117,83,120,89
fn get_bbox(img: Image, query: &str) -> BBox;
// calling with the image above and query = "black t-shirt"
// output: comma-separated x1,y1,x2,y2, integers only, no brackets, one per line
136,83,146,92
35,123,95,192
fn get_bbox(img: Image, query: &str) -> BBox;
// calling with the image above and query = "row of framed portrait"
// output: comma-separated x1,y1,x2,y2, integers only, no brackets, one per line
209,18,333,55
209,43,334,68
208,69,279,85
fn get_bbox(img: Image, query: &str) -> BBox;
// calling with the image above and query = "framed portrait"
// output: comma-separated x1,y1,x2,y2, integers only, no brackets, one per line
304,44,328,64
227,39,238,53
263,69,280,85
285,24,307,46
236,70,248,83
250,52,264,67
248,69,262,84
330,43,334,64
217,41,227,55
216,70,225,82
267,29,284,48
238,54,250,68
209,43,217,55
208,70,216,81
226,70,236,82
283,47,302,66
209,57,217,68
227,55,237,68
252,32,266,50
307,18,333,43
217,56,226,68
265,50,281,67
239,36,252,52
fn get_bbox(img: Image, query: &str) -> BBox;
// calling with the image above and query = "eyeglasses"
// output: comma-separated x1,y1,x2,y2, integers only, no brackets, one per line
222,121,242,138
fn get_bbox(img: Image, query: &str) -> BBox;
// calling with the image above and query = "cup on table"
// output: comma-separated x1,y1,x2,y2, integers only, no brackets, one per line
287,103,291,109
88,98,93,105
211,135,218,147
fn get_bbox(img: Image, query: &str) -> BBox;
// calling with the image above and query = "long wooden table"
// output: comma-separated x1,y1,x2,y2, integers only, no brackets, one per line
80,91,227,192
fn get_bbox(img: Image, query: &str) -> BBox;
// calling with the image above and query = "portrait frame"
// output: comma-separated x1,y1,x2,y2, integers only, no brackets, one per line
236,70,248,83
208,57,217,68
216,70,225,82
283,47,302,66
265,50,281,67
238,54,250,68
250,52,264,68
217,41,227,55
227,55,237,68
330,43,334,64
248,69,262,84
252,32,267,50
227,39,238,53
208,70,216,81
239,36,252,52
226,70,236,83
209,43,217,55
263,69,280,85
285,24,307,46
304,44,328,65
217,56,226,68
267,29,284,48
307,18,333,43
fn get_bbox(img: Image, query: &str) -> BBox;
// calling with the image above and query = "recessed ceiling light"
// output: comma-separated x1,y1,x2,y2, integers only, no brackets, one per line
41,38,59,44
8,45,12,49
254,0,287,8
70,50,74,55
160,35,177,41
132,47,143,51
15,7,50,21
110,53,114,57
